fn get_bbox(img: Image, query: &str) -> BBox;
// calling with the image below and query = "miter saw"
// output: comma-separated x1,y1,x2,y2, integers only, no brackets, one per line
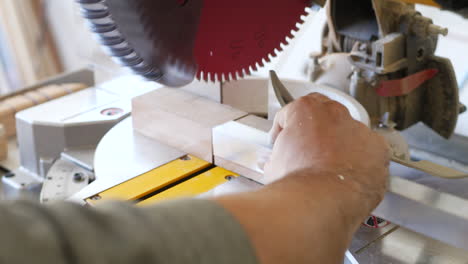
2,0,468,262
74,0,468,175
79,0,465,133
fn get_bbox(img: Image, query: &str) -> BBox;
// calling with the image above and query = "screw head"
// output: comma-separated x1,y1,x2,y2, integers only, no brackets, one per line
73,172,85,182
100,108,123,116
90,195,101,201
180,155,191,161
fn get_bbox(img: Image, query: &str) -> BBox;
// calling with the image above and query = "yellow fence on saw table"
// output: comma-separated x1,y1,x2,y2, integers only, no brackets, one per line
86,155,238,206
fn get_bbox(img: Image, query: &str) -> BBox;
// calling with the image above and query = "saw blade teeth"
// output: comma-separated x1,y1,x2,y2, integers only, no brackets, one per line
274,48,281,55
226,72,231,81
211,73,215,83
254,63,261,72
258,59,264,68
243,68,249,77
268,54,275,62
250,65,256,73
288,28,300,36
194,1,312,84
280,42,287,51
198,71,203,81
200,71,205,82
210,73,215,82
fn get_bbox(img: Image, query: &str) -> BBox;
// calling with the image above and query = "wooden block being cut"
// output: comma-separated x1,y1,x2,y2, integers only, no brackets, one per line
222,78,269,116
132,88,248,162
213,115,273,184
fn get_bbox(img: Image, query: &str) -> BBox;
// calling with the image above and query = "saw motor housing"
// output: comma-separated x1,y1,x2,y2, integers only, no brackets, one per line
314,0,462,138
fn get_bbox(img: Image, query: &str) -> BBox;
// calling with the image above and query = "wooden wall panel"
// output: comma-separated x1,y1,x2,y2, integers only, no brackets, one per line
0,0,62,91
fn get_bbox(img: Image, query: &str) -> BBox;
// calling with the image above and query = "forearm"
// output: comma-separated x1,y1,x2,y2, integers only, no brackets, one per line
0,199,257,264
216,169,380,264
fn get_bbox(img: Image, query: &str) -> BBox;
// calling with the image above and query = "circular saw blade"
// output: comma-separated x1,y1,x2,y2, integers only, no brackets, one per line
77,0,310,86
195,0,311,82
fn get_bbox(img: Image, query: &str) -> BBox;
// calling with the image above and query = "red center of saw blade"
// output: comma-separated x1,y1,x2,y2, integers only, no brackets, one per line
194,0,310,82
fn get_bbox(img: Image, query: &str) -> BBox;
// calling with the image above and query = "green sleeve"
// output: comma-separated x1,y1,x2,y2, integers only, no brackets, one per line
0,199,259,264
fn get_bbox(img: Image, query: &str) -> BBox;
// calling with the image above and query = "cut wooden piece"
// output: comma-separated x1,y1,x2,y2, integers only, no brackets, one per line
132,88,248,162
213,115,273,184
214,156,264,184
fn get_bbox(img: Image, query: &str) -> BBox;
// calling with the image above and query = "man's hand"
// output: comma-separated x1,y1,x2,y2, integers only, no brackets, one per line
265,93,390,207
216,93,391,264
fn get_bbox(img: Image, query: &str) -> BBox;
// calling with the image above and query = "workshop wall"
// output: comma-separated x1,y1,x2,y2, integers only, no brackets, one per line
0,0,62,93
